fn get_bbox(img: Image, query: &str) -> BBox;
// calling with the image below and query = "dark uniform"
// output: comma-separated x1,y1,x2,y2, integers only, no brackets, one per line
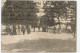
71,19,76,38
53,26,56,34
21,25,25,35
27,25,31,34
13,25,16,35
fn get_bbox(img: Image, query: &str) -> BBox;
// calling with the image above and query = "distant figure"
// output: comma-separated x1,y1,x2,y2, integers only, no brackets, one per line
38,26,40,32
33,25,36,32
17,25,21,35
42,25,44,32
13,25,16,35
71,24,76,38
53,26,56,34
71,19,76,38
45,25,47,32
42,25,46,32
10,25,13,35
27,24,31,34
21,25,25,35
46,26,48,32
33,27,35,32
6,25,11,35
58,26,61,33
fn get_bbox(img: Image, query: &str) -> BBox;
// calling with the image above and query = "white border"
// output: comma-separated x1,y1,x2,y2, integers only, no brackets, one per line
77,0,80,53
0,0,80,53
0,0,1,53
1,0,77,1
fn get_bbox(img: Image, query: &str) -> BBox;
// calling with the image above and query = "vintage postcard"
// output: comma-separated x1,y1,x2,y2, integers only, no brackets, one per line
1,0,77,52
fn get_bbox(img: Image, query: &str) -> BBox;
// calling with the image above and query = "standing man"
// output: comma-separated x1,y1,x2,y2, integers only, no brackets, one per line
21,25,25,35
71,19,76,38
38,25,40,32
33,27,35,32
53,26,56,34
27,24,31,34
13,25,17,35
17,25,20,35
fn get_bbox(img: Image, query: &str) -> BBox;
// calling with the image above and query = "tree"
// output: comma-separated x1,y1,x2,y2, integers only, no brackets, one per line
2,1,39,25
43,1,76,30
43,1,67,26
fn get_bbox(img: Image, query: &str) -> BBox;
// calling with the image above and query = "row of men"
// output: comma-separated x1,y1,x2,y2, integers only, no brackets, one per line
5,24,76,37
5,24,31,35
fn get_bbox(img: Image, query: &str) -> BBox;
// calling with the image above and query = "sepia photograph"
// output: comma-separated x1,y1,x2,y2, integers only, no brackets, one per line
1,0,76,52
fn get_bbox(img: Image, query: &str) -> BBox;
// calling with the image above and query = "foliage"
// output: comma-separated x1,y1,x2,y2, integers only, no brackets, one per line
2,1,39,25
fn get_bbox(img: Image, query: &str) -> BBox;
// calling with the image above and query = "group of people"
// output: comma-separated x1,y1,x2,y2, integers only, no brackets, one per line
5,22,76,38
5,24,31,35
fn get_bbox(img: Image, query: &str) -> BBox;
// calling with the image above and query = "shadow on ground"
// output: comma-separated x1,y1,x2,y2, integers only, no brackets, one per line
2,39,76,52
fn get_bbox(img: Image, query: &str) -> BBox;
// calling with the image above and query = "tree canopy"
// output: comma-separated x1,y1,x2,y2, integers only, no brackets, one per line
42,1,76,26
2,1,39,25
